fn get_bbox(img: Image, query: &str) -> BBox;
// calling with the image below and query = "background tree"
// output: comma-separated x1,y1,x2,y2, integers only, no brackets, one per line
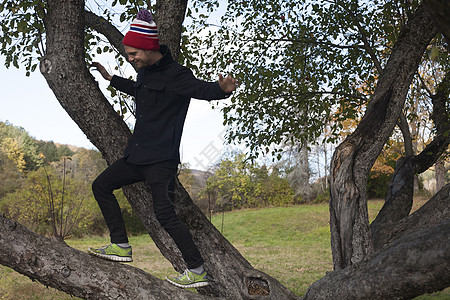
204,152,295,209
0,122,43,170
0,150,24,198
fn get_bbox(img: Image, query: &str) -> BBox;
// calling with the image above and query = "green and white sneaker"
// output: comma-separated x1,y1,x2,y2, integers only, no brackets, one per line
165,269,209,288
88,243,133,262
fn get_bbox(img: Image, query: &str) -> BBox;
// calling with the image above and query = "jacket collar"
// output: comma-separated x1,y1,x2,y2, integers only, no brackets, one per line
152,44,173,68
136,45,173,83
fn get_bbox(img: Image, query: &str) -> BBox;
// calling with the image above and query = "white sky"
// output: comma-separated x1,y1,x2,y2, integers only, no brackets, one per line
0,56,229,171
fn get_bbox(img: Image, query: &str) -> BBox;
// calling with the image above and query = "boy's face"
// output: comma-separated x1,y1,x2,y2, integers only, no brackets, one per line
124,45,155,69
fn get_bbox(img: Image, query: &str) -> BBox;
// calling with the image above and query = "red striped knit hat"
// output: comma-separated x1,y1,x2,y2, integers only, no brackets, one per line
123,9,159,50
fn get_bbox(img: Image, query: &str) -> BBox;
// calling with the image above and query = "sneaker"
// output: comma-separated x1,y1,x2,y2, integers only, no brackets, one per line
165,269,209,288
88,243,133,262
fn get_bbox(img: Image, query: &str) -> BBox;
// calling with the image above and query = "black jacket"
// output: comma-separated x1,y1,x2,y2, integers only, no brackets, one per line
110,45,230,165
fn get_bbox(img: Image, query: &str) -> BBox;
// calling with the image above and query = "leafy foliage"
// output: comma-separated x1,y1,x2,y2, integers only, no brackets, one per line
185,0,448,161
201,152,295,210
0,165,97,238
0,151,23,198
0,121,43,170
0,0,46,76
36,140,74,163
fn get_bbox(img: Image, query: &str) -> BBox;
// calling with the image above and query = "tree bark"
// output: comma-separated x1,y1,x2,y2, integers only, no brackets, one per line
304,218,450,300
435,158,446,192
372,183,450,249
0,213,212,300
370,70,450,249
154,0,188,62
329,4,437,270
37,0,298,299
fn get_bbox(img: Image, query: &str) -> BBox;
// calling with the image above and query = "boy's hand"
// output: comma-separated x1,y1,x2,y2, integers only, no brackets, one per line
91,62,112,81
219,74,239,93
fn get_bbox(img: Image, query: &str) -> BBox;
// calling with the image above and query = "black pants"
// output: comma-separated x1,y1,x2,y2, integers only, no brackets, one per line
92,158,204,269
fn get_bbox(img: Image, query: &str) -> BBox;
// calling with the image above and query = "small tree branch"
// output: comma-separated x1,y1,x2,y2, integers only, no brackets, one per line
252,37,365,50
84,10,128,60
353,17,383,74
397,112,413,156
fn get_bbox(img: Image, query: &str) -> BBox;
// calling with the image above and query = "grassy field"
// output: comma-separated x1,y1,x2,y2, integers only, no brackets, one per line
0,200,448,299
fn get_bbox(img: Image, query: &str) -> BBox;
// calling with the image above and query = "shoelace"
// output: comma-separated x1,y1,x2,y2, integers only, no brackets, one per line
177,269,194,282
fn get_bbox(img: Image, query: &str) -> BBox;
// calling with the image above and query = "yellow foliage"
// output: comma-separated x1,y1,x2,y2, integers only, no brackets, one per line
1,137,26,172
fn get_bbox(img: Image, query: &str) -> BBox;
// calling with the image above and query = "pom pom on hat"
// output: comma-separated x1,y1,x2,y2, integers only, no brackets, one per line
136,9,153,23
123,9,160,51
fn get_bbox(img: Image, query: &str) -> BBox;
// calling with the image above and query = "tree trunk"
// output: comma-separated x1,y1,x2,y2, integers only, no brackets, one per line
304,218,450,300
37,0,298,298
370,70,450,249
329,4,437,270
154,0,188,62
299,143,312,202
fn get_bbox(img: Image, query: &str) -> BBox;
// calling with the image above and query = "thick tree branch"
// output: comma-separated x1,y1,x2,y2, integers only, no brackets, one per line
84,10,128,61
304,218,450,300
0,213,213,300
372,183,450,249
370,69,450,249
329,3,437,269
154,0,188,62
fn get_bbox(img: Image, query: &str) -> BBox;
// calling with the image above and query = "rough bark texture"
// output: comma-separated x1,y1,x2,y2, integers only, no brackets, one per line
435,158,447,191
0,213,213,300
304,218,450,300
372,183,450,249
154,0,188,62
329,4,438,270
37,0,298,299
370,70,450,249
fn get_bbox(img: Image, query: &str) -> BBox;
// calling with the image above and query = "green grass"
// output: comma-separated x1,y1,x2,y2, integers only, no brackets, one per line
1,200,448,299
210,204,333,296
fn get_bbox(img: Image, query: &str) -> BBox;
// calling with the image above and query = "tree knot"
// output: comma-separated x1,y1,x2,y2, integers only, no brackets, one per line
246,276,270,296
24,250,38,265
40,58,53,74
61,266,71,278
